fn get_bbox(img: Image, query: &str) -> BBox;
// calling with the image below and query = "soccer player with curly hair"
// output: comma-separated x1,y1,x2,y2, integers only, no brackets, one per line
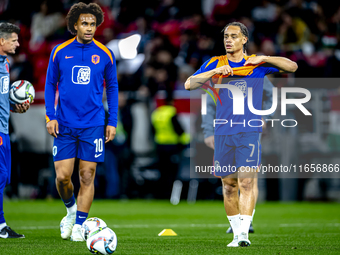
45,3,118,241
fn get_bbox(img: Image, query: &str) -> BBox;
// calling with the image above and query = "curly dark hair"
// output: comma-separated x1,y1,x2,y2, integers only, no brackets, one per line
0,22,20,39
66,2,104,35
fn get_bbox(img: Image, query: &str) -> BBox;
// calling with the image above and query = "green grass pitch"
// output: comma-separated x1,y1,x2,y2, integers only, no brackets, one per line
1,200,339,254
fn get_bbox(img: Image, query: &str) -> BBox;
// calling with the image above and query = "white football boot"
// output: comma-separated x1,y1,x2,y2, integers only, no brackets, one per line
238,232,251,247
70,224,84,242
227,235,239,247
60,214,76,240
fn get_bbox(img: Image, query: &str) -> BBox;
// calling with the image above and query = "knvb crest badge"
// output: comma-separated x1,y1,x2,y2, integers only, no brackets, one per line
72,66,91,85
228,79,247,99
92,55,100,65
0,76,9,94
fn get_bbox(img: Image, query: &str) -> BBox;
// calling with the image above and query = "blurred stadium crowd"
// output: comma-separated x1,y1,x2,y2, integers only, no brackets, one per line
1,0,340,201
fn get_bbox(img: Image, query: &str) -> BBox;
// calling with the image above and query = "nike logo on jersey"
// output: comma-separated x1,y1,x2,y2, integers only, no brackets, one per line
95,154,102,158
0,232,8,238
246,159,255,162
65,56,73,59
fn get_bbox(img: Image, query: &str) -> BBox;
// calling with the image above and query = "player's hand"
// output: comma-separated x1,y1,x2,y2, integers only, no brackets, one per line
105,125,116,143
244,56,267,66
204,135,215,150
214,65,233,76
12,100,33,113
46,120,59,138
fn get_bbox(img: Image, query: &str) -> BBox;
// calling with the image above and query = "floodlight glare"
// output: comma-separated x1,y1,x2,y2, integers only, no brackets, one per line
118,34,141,59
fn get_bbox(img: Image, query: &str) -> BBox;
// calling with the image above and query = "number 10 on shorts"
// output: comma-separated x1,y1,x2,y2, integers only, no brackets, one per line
94,138,103,153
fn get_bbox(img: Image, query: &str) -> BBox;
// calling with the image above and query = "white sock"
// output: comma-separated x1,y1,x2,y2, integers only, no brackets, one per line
252,209,255,222
239,215,252,238
0,222,6,231
66,203,77,215
227,214,240,238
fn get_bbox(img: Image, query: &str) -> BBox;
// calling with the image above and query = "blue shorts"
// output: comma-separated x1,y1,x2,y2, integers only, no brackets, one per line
213,132,261,177
0,133,11,187
53,125,105,162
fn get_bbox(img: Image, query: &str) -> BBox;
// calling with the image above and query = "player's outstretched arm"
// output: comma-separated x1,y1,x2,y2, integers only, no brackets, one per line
46,119,59,138
244,56,298,73
184,65,233,90
105,125,116,143
184,70,216,91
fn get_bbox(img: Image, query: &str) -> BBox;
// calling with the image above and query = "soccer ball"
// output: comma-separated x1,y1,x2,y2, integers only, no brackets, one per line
9,80,35,104
86,227,117,254
81,217,107,241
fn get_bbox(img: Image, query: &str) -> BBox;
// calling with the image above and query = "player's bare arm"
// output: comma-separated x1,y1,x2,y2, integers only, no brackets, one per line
46,119,59,138
204,135,215,150
11,102,32,113
244,55,298,73
184,65,233,90
105,125,116,143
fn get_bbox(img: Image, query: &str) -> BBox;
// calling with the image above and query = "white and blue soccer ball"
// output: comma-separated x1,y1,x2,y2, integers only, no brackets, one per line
86,227,117,254
81,217,107,241
9,80,35,104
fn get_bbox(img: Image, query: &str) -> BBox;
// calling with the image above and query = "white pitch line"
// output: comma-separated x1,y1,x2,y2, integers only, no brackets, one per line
15,223,340,230
279,223,340,227
16,224,230,230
